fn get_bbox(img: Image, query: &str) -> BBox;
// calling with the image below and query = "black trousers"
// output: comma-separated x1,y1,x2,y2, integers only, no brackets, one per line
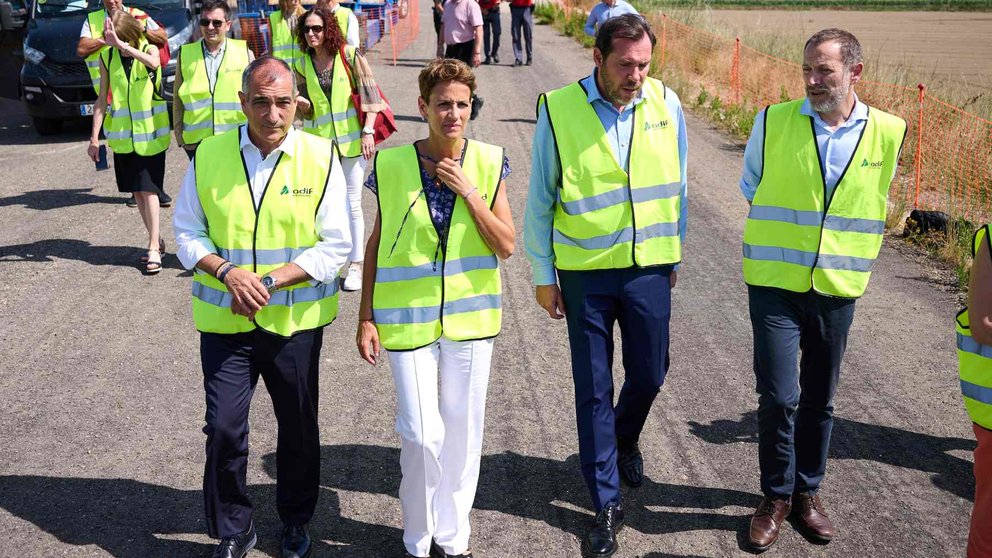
445,40,474,66
200,327,324,539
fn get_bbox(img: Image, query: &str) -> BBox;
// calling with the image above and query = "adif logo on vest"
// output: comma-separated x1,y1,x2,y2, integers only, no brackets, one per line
861,158,885,170
644,120,669,132
280,185,313,197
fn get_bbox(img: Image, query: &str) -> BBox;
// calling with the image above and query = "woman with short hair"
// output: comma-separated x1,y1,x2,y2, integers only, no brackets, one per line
295,6,386,292
356,58,514,558
87,10,169,274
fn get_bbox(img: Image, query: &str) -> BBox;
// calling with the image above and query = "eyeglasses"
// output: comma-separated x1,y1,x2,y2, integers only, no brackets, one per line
199,18,226,28
303,24,324,34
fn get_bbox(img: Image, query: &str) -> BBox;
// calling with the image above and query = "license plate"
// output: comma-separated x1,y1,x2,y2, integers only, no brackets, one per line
80,104,94,116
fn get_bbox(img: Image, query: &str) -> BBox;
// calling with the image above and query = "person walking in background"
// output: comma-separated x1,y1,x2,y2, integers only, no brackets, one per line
173,57,352,558
479,0,501,65
269,0,305,71
957,224,992,558
739,29,906,552
356,59,514,558
174,0,254,161
525,15,687,557
508,0,532,66
87,11,170,275
295,6,386,292
438,0,485,120
583,0,638,38
78,0,172,208
316,0,361,48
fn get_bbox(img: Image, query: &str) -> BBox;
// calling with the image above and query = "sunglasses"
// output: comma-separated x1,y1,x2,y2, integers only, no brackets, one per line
303,24,324,34
199,18,226,28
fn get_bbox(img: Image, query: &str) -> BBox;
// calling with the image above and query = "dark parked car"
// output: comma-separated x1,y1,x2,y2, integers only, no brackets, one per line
20,0,194,135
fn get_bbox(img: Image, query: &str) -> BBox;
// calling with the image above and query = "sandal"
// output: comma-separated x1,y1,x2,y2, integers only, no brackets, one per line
141,239,166,263
144,249,162,275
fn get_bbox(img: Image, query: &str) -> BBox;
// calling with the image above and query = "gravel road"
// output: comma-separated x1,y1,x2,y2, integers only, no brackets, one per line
0,3,976,556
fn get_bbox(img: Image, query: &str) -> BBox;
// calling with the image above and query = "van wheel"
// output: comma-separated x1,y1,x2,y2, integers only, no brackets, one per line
32,117,63,135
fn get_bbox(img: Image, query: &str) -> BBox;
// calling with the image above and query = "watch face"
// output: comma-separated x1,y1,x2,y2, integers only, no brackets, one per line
263,276,276,290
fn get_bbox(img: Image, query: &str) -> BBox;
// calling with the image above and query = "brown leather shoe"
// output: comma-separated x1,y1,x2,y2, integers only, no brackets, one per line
749,497,792,551
793,493,835,542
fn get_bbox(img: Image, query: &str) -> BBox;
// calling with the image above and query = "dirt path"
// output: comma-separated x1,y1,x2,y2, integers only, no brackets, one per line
0,2,976,556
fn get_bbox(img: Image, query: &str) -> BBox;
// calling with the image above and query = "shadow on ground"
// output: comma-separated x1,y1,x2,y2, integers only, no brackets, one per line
687,411,976,500
0,238,184,272
0,188,123,210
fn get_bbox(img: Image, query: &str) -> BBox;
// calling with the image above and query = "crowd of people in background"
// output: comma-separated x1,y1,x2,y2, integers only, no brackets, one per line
72,1,992,557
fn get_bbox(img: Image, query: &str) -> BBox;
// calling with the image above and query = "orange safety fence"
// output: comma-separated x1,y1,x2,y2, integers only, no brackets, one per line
556,0,992,223
238,0,420,66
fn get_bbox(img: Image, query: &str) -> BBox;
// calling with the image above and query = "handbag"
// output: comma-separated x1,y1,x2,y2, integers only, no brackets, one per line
338,45,397,145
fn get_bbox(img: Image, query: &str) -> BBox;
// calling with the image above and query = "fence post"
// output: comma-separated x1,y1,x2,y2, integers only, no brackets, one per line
913,83,925,209
660,14,667,68
732,37,741,104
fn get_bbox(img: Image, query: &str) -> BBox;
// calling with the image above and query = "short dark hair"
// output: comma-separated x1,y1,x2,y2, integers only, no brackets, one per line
804,28,863,69
242,56,297,96
200,0,231,19
594,13,655,60
418,58,476,102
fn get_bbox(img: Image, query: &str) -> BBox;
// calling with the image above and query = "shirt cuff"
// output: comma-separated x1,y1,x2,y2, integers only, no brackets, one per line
531,261,557,286
178,237,218,271
292,250,327,284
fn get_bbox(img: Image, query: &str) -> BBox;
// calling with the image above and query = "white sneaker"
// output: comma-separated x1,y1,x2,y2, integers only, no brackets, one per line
342,262,363,292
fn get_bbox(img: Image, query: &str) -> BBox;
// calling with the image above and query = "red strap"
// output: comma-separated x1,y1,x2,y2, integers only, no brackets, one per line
337,45,357,94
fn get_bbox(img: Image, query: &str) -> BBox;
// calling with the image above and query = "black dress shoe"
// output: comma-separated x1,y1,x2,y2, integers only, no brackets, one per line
159,191,173,207
281,524,311,558
125,195,138,208
211,523,256,558
617,439,644,488
514,59,523,66
525,57,532,65
492,54,500,63
470,95,484,121
584,502,624,556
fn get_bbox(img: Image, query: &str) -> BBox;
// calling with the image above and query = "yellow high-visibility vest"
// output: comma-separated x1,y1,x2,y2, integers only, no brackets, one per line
269,10,302,72
742,99,906,298
84,6,152,94
177,39,250,145
372,140,504,350
541,78,682,270
957,225,992,429
192,127,340,337
100,41,170,156
300,47,363,158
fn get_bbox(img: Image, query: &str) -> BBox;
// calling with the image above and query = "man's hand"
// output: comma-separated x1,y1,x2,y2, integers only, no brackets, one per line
535,284,565,319
670,269,677,289
472,51,481,67
223,268,269,316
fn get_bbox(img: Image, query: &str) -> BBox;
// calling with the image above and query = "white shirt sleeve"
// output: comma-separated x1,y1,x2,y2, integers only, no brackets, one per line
292,155,353,283
173,158,220,270
80,20,91,39
346,12,361,48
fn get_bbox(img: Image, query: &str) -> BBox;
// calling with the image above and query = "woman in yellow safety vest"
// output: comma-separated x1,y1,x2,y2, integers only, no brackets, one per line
87,10,170,274
355,59,514,558
269,0,305,70
294,6,388,292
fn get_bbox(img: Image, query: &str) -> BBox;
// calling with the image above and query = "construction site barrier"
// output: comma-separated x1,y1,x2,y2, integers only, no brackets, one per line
238,0,420,66
554,0,992,223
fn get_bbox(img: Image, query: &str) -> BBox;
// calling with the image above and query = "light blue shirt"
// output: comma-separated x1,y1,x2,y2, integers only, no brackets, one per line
583,0,639,37
524,71,689,286
740,96,869,203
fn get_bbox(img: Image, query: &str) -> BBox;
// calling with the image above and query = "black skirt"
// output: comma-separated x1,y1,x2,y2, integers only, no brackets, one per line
113,150,166,193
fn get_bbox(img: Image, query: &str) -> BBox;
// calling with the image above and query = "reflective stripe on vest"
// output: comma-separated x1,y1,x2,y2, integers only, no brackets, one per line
178,39,250,145
85,7,151,94
372,140,504,351
957,225,992,429
269,11,302,71
300,48,362,158
192,127,339,336
542,78,682,271
100,42,170,156
742,99,907,298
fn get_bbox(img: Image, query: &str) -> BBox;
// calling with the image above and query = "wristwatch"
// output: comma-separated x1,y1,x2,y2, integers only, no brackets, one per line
261,275,278,293
361,126,375,136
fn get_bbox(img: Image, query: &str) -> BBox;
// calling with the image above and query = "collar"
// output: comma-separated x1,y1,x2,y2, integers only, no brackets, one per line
582,69,648,109
240,125,297,159
801,92,868,129
201,38,227,57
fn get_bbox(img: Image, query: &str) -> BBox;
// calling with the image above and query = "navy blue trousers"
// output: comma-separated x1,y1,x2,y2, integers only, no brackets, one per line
559,266,672,511
200,328,324,539
748,285,856,499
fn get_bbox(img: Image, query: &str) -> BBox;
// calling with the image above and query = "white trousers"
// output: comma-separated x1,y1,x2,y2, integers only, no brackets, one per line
341,155,367,262
387,336,494,557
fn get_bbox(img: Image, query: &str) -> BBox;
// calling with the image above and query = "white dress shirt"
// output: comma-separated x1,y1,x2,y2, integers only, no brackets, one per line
332,5,362,49
173,126,352,284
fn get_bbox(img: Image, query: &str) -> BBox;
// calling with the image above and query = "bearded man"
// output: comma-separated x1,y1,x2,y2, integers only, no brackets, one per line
524,14,687,557
739,28,906,551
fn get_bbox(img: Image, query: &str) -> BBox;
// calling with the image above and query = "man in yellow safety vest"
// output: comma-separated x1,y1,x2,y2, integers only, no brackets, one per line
739,29,906,551
172,57,351,558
